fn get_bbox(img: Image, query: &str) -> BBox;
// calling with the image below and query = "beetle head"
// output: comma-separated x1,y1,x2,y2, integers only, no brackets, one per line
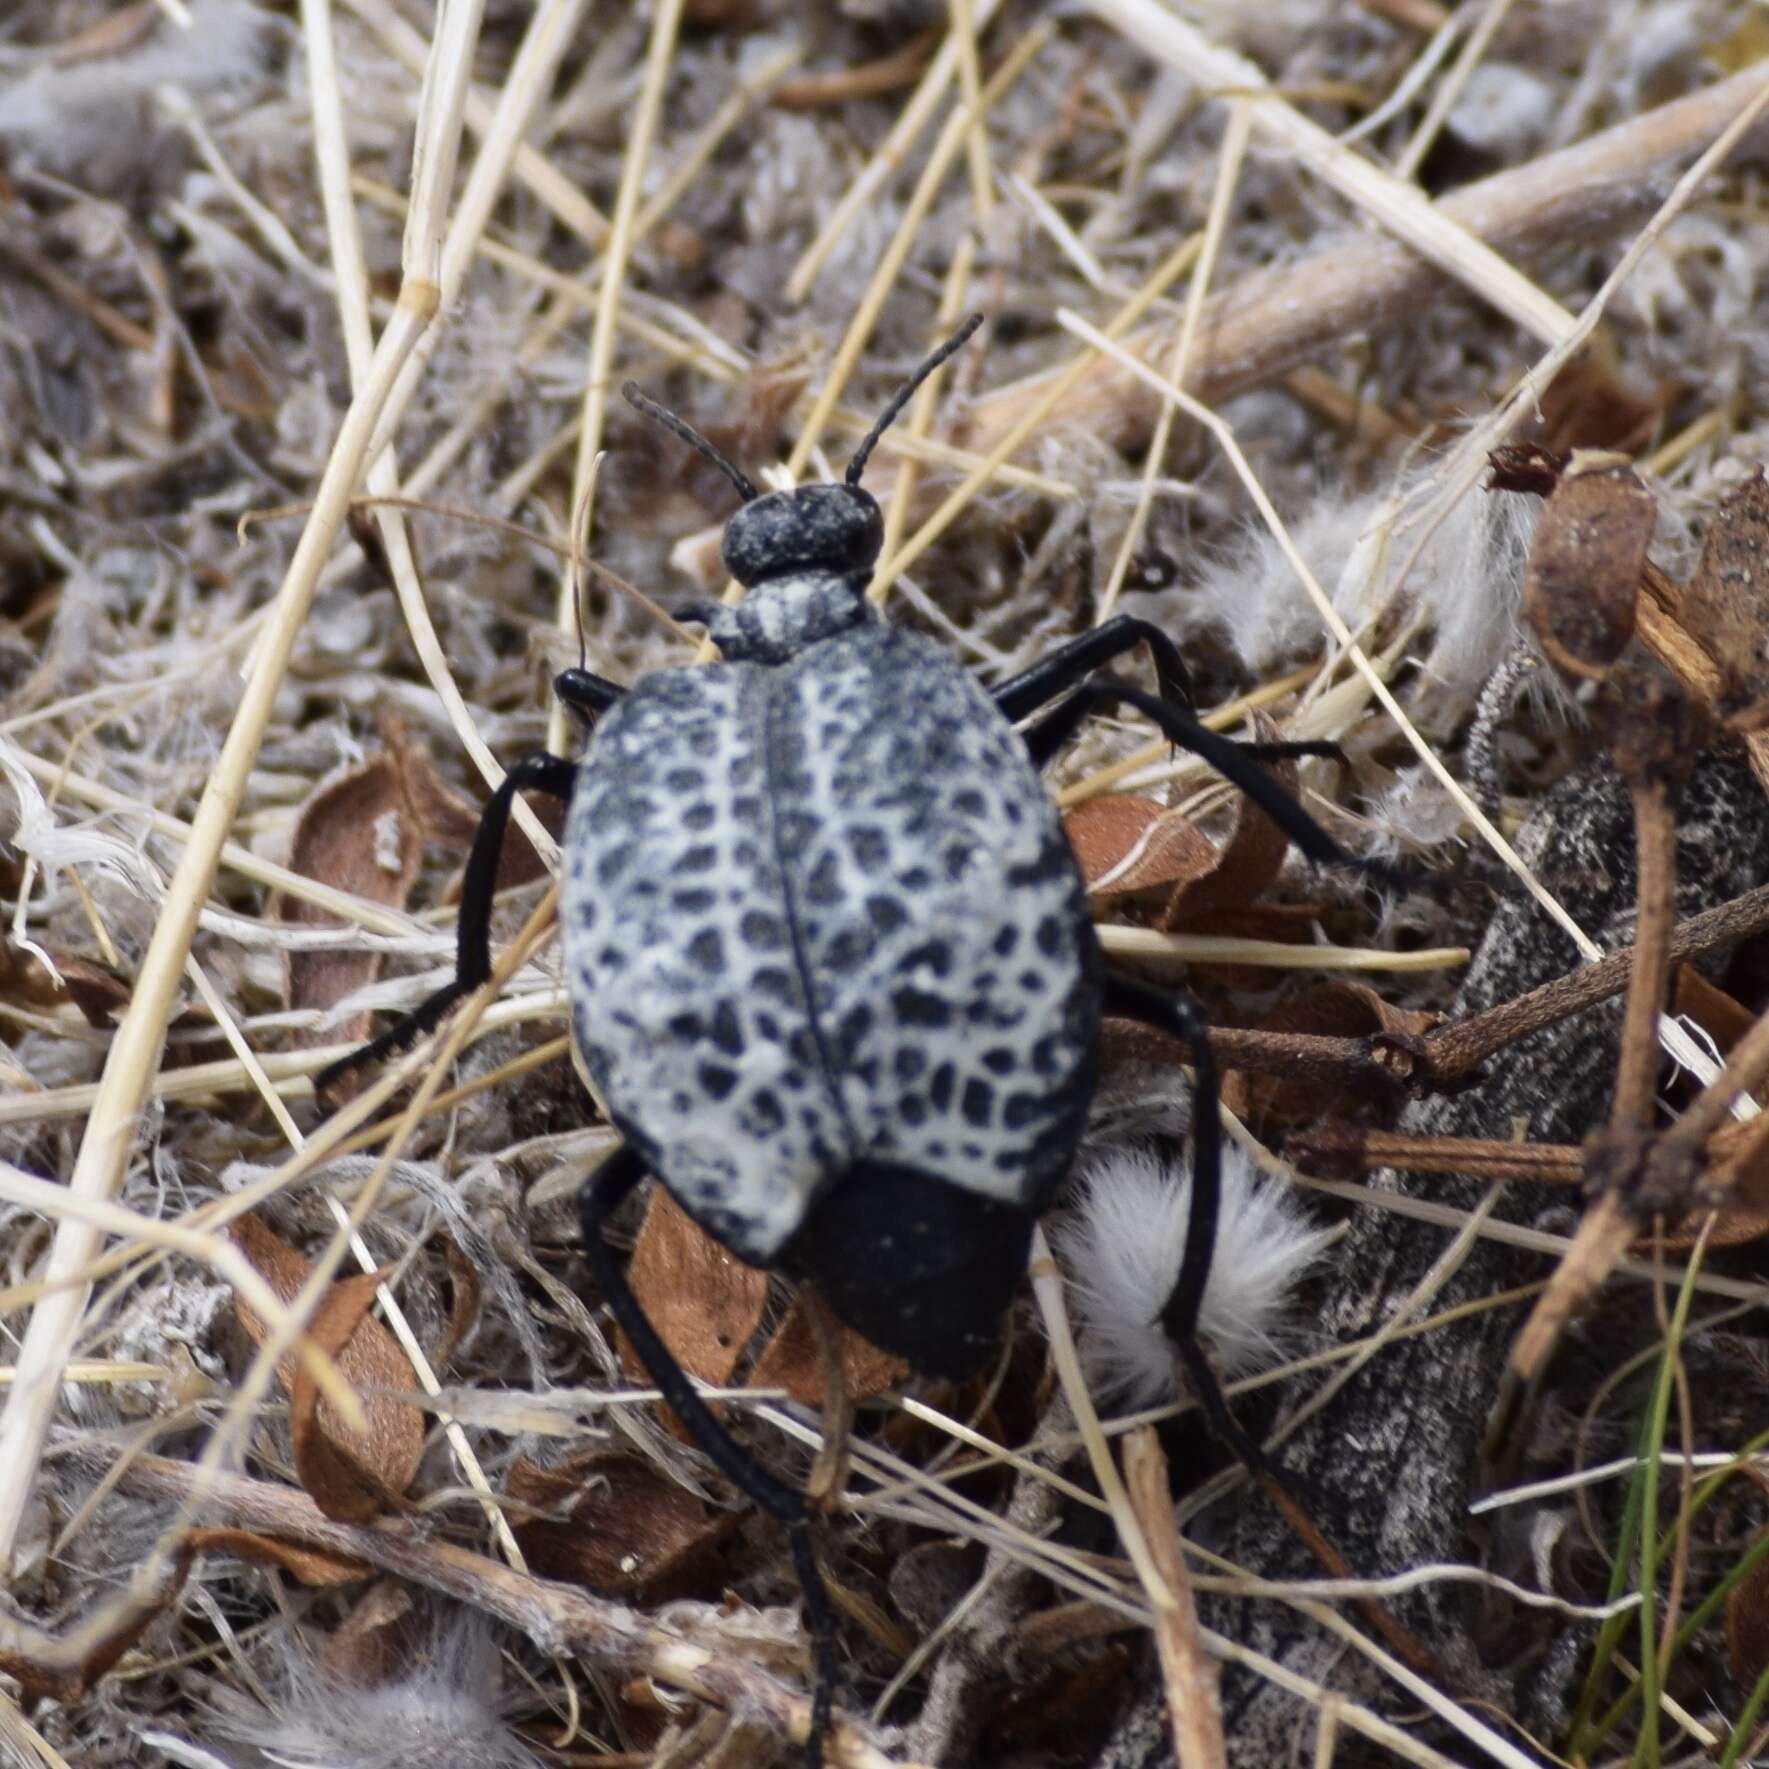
622,310,983,587
721,482,882,587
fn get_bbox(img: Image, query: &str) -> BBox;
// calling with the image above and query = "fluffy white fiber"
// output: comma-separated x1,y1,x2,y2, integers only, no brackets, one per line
203,1613,540,1769
1055,1143,1334,1409
1156,475,1536,703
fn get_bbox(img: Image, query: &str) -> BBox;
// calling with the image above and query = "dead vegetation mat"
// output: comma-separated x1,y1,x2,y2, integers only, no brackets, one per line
7,1,1769,1764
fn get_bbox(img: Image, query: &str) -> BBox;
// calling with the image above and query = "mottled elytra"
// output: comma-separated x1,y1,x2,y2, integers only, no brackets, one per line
321,315,1367,1766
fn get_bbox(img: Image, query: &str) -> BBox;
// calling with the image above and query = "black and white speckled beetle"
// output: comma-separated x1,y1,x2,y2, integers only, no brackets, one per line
326,318,1368,1764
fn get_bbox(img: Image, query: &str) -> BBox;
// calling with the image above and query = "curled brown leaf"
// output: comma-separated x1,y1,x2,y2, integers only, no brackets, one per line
622,1188,769,1398
278,748,427,1060
1063,717,1302,938
0,937,130,1026
1521,451,1653,682
228,1214,424,1522
507,1447,735,1599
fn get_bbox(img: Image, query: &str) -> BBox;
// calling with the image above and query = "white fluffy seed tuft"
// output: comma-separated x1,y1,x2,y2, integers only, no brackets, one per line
1055,1143,1333,1409
203,1613,540,1769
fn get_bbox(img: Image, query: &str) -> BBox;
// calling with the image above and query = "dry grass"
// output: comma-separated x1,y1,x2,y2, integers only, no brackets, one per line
5,2,1769,1764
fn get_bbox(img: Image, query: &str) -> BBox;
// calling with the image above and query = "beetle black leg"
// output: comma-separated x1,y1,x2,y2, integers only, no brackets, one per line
582,1146,838,1769
553,667,624,725
1096,973,1293,1471
1019,677,1342,775
1098,987,1441,1673
315,751,578,1093
1035,677,1392,882
993,613,1197,721
1099,974,1221,1346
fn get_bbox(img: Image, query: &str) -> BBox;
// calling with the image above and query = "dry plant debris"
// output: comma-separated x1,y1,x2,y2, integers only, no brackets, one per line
7,2,1769,1766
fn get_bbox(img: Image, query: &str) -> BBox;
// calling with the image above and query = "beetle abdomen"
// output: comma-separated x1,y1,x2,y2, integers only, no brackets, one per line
561,630,1100,1266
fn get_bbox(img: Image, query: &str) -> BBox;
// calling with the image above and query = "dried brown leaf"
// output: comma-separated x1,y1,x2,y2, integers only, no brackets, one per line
747,1290,906,1408
320,1582,416,1685
623,1189,769,1393
206,344,278,422
1676,470,1769,730
45,0,160,62
229,1215,424,1522
186,1526,372,1587
0,937,130,1025
1531,341,1662,457
1159,720,1301,931
1066,795,1215,899
1673,965,1759,1057
507,1448,735,1599
1522,451,1653,682
1729,1524,1769,1682
278,750,426,1057
1064,721,1299,936
286,1267,421,1522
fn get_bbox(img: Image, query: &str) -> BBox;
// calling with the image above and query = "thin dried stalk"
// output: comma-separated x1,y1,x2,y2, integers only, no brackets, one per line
1123,1427,1225,1769
1611,781,1678,1132
966,62,1769,462
0,36,456,1558
89,1453,912,1769
787,0,1004,301
1096,101,1251,626
1082,0,1575,344
1100,928,1468,973
547,0,683,756
1411,883,1769,1088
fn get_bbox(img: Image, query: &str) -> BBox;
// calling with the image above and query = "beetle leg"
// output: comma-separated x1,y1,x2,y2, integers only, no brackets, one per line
1022,680,1337,772
1034,678,1402,884
582,1146,839,1769
1097,973,1282,1470
1005,626,1341,775
993,613,1196,720
314,751,578,1093
552,667,625,725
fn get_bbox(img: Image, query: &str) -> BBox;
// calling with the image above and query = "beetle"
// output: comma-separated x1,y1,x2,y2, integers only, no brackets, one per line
324,316,1375,1764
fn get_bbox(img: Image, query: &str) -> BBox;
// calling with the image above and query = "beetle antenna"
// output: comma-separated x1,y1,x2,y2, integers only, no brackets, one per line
622,382,760,504
845,312,984,488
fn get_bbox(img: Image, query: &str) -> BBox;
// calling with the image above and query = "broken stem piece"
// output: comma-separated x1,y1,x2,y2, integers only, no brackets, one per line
1289,1123,1584,1185
1405,881,1769,1089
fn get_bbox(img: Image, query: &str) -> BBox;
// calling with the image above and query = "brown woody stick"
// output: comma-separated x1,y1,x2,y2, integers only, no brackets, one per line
1401,880,1769,1089
1289,1124,1585,1186
82,1452,909,1769
1197,881,1769,1093
961,64,1769,461
1123,1427,1226,1769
